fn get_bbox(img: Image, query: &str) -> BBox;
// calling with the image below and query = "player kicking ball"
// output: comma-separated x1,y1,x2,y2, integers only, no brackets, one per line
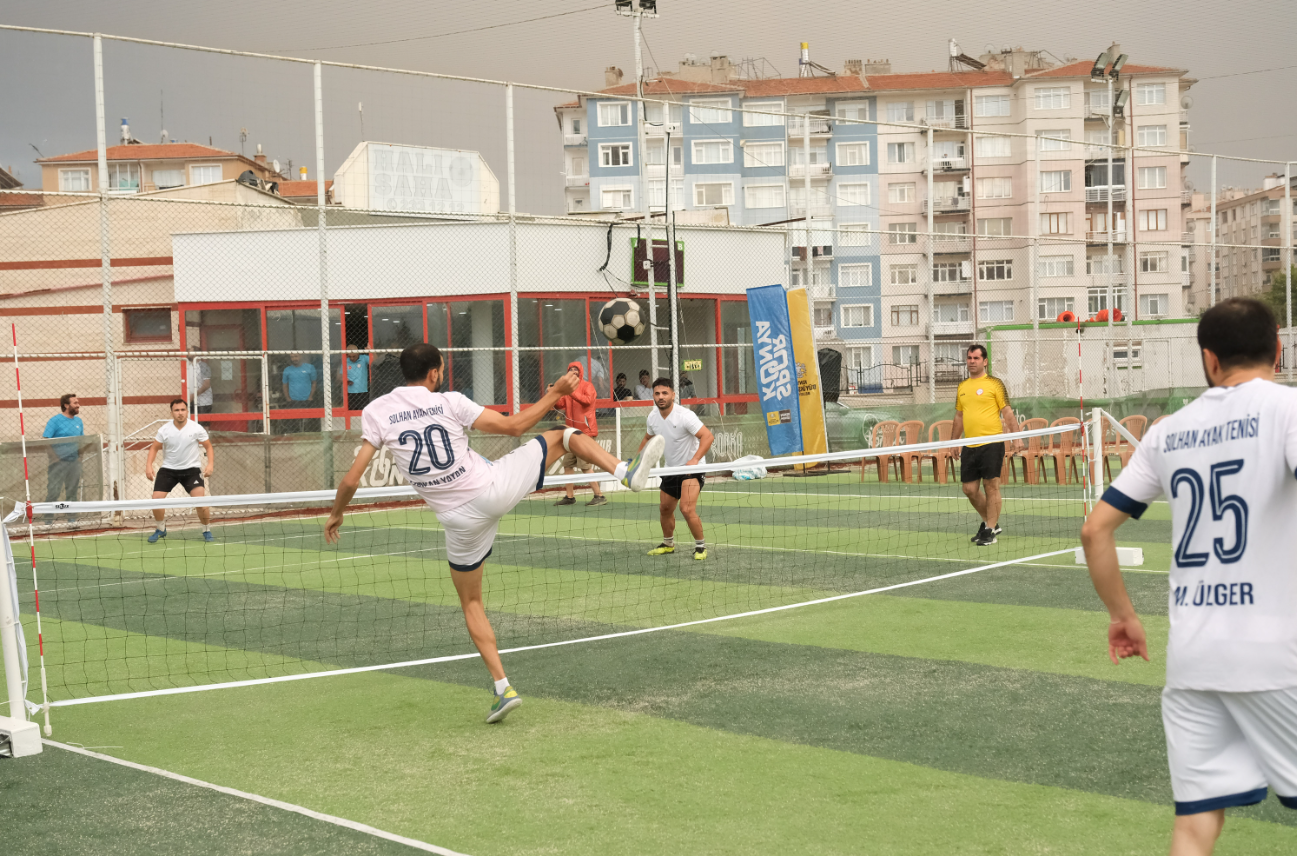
325,343,663,723
638,377,713,560
1082,298,1297,855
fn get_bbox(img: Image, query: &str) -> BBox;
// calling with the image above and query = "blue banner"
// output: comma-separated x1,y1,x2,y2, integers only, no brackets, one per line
746,284,803,456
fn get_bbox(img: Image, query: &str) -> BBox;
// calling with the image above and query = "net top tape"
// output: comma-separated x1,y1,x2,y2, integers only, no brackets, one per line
6,423,1080,518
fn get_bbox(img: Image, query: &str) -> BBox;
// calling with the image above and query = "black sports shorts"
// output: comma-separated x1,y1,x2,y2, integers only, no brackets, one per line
959,442,1005,484
154,467,205,494
659,473,705,500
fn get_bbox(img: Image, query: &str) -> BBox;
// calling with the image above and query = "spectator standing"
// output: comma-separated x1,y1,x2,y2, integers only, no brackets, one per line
552,361,607,507
190,347,213,416
281,352,318,432
635,370,654,400
344,345,371,412
42,393,84,521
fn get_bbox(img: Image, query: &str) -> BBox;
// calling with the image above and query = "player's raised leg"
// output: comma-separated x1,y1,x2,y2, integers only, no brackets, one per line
538,426,663,493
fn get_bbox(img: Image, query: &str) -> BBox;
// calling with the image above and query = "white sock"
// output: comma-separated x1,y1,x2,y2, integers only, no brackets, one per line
494,677,511,694
695,539,706,550
614,461,628,480
662,536,674,547
157,521,166,532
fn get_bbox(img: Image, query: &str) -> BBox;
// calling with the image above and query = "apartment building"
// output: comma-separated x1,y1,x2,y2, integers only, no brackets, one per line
1212,173,1297,300
557,45,1194,389
37,141,283,197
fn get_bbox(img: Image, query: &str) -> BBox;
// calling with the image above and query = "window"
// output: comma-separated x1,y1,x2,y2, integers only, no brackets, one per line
1086,255,1125,275
1139,293,1169,317
152,168,184,189
893,345,920,365
888,223,917,244
813,306,834,329
743,141,784,168
842,305,873,327
933,140,965,162
974,94,1010,117
570,157,586,176
598,101,631,126
58,168,91,191
602,186,632,210
645,102,683,125
789,146,828,166
1038,296,1075,319
1136,83,1166,106
836,142,870,166
1139,209,1168,231
124,308,173,343
1087,287,1129,314
694,182,734,206
888,182,916,203
835,102,869,122
848,346,875,373
887,142,915,164
1034,87,1071,110
189,164,223,185
979,300,1015,323
890,264,918,285
1038,256,1075,277
933,262,968,282
886,101,914,123
1112,342,1143,367
1139,251,1169,273
1040,213,1071,235
106,163,140,192
692,140,732,164
599,143,633,167
977,218,1012,237
933,222,967,241
837,183,870,206
648,179,682,209
891,305,920,326
1088,89,1111,111
839,264,872,287
839,225,873,246
1262,247,1281,263
645,139,665,165
689,98,732,124
744,184,785,209
572,118,582,134
671,143,683,168
926,99,957,121
978,259,1013,281
974,135,1011,158
1137,166,1167,189
1038,130,1071,151
976,177,1012,199
932,301,970,323
1137,125,1167,147
1040,170,1071,193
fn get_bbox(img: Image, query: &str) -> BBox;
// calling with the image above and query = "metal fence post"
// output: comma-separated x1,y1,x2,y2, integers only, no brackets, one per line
313,61,332,434
926,125,935,404
93,34,121,504
506,84,521,412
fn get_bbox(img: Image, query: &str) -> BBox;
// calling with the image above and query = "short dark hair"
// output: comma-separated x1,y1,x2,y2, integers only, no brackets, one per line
59,393,76,411
652,377,673,390
169,398,188,410
1198,298,1278,370
639,369,651,378
399,343,443,381
616,373,627,381
967,344,988,360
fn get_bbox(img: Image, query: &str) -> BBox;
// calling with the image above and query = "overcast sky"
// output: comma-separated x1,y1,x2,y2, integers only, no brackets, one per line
2,0,1293,213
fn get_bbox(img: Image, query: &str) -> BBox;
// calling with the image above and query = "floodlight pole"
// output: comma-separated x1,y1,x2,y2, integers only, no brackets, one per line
666,130,680,388
93,35,122,507
1286,162,1293,380
314,61,332,434
1210,156,1217,306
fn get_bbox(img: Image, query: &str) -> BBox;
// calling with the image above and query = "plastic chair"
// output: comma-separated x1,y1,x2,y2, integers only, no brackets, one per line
860,420,900,483
1044,417,1082,485
1009,417,1049,484
917,420,955,484
892,420,925,482
1102,414,1149,480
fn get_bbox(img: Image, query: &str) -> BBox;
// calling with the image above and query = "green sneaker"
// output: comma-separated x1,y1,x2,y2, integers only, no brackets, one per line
487,685,522,723
693,548,707,561
647,544,675,556
621,435,665,492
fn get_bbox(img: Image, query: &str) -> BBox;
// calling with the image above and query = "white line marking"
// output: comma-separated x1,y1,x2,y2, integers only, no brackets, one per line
47,547,1075,708
45,741,471,856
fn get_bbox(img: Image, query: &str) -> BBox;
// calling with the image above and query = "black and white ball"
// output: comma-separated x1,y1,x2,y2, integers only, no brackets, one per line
598,297,646,345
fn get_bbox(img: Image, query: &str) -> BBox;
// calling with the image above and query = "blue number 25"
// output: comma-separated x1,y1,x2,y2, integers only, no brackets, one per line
1171,459,1248,568
398,425,456,475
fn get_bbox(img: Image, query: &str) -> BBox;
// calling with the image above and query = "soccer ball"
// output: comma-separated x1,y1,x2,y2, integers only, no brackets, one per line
598,297,646,345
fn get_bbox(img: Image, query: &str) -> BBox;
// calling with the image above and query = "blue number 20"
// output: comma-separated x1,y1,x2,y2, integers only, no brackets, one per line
398,424,456,475
1171,459,1248,568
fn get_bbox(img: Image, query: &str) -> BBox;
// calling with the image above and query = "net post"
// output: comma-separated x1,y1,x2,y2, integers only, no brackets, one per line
0,519,27,725
314,60,333,434
1090,407,1104,506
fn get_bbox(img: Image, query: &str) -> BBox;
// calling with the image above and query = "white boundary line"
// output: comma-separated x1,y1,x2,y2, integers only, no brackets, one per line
46,547,1075,708
44,740,471,856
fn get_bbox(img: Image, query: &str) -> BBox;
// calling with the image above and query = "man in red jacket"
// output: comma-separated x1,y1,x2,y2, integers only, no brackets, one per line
552,361,607,507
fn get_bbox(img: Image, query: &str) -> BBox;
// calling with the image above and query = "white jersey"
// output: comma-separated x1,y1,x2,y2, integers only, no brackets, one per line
647,404,706,468
361,386,491,514
1107,379,1297,692
194,360,213,406
155,419,210,470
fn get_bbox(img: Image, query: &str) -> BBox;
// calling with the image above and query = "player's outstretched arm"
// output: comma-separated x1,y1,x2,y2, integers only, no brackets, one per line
144,440,162,480
1081,500,1149,664
472,372,579,437
325,441,378,543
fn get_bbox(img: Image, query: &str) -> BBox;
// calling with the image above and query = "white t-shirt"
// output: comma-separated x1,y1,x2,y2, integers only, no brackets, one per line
361,386,492,514
194,360,213,406
155,419,210,471
635,384,654,401
1107,379,1297,692
646,404,706,468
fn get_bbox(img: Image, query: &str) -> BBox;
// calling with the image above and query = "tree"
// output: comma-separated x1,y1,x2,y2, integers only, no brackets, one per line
1261,265,1297,325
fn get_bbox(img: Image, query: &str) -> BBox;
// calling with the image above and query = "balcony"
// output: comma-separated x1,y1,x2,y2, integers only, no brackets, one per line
565,174,589,187
1088,274,1128,288
788,117,832,136
1086,231,1128,244
923,196,971,214
646,122,682,136
1181,189,1193,205
1084,105,1112,121
929,157,968,172
925,115,968,130
789,162,833,179
932,277,973,295
1085,186,1127,203
930,236,973,254
930,320,975,336
564,134,587,147
807,283,836,301
1182,272,1192,287
1181,231,1195,245
789,203,834,218
1085,145,1119,160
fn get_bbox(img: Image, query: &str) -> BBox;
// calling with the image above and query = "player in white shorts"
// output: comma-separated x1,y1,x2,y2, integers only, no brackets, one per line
325,343,664,724
1081,298,1297,855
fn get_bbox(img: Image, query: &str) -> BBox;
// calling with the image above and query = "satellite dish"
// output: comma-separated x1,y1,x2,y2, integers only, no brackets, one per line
272,159,281,173
1180,94,1194,111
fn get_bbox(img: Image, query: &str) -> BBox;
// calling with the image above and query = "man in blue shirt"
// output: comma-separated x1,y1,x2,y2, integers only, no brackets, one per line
43,393,84,521
344,345,371,412
281,353,318,433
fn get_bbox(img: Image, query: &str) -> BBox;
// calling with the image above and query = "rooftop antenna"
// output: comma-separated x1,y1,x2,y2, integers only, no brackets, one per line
239,127,248,156
358,102,364,140
159,90,166,144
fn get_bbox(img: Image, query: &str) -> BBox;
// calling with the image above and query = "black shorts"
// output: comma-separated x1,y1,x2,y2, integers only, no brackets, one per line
154,467,205,494
660,473,705,500
960,442,1005,484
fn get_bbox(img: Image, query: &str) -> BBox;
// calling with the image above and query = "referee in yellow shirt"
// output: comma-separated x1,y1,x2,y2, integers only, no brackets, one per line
951,344,1022,546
